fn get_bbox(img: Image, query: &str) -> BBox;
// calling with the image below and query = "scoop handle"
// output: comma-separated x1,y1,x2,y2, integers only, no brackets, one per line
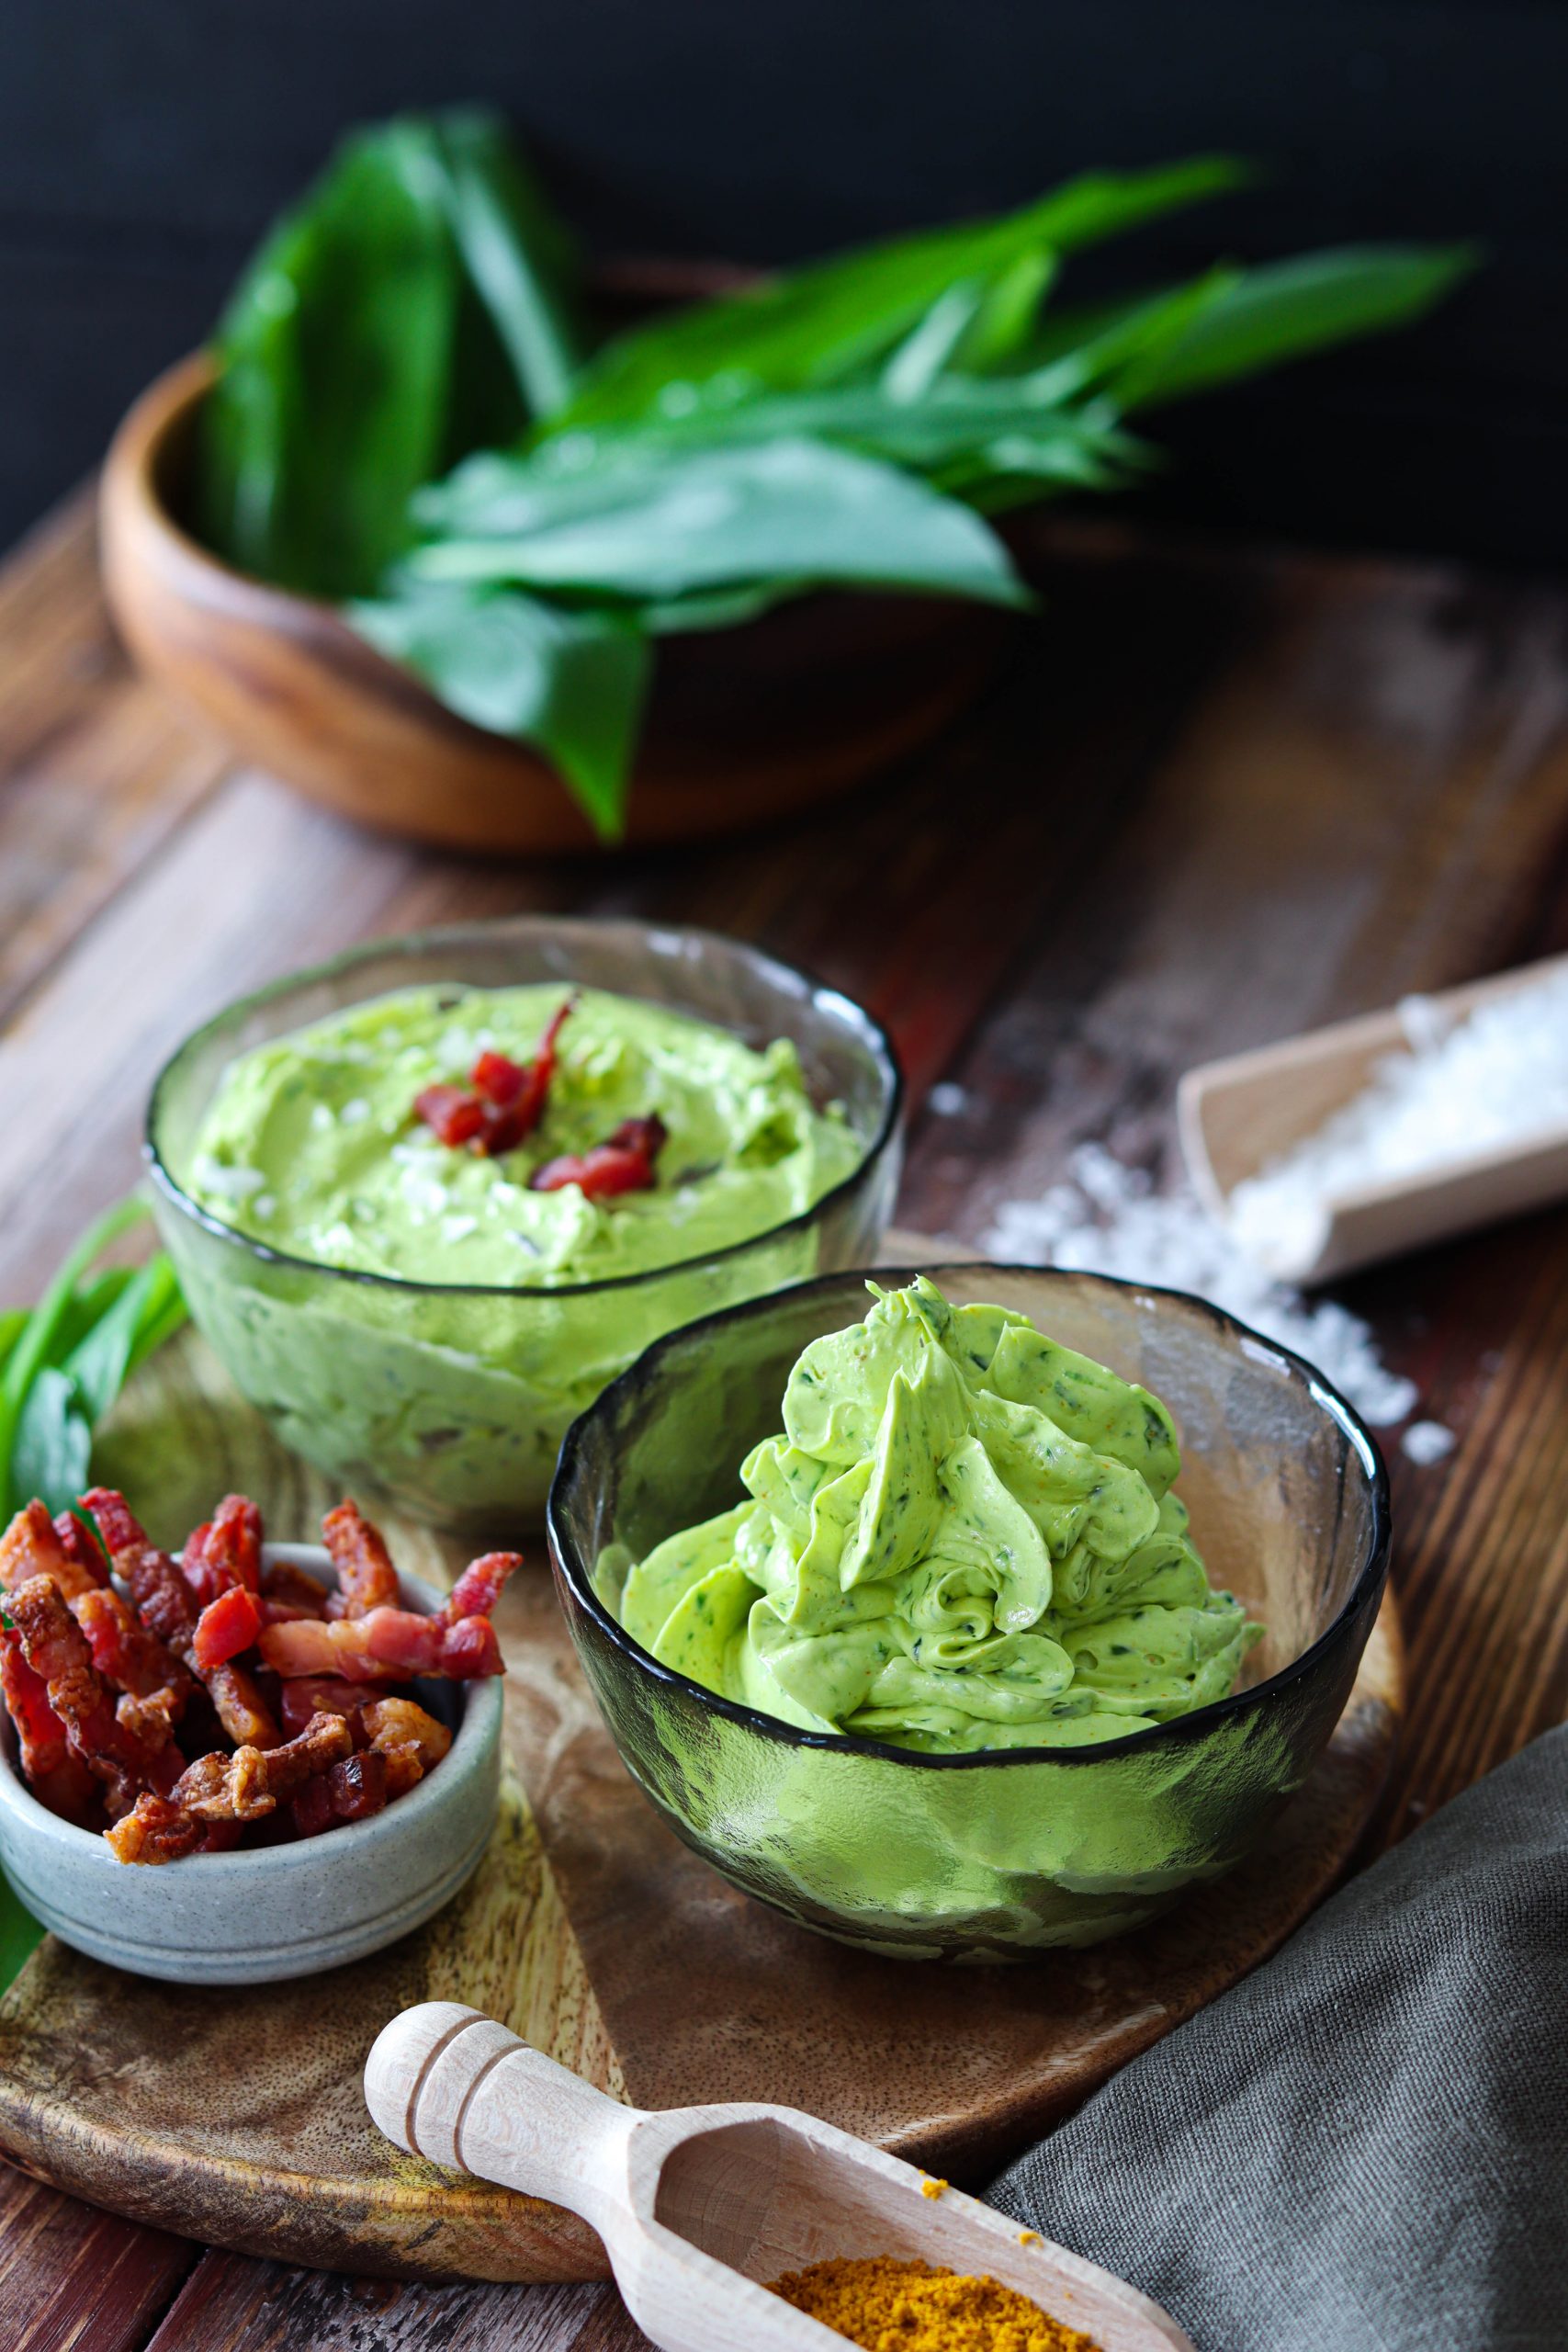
365,2000,635,2226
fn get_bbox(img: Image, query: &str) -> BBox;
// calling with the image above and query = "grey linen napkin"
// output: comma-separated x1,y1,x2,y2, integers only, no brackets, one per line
989,1727,1568,2352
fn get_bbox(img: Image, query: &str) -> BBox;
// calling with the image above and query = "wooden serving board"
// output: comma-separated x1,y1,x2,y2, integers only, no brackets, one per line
0,1241,1403,2283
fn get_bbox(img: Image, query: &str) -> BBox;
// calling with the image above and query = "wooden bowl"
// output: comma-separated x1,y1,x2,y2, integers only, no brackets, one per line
99,353,1015,856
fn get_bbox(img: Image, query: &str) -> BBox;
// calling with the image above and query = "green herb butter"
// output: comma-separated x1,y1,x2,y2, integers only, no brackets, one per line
185,983,862,1286
618,1274,1260,1751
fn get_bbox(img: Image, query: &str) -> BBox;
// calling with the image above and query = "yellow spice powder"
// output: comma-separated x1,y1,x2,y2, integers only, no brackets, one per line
768,2255,1103,2352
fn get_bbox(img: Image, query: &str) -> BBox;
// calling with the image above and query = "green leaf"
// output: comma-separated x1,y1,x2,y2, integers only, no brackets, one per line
200,119,461,595
429,111,586,422
401,437,1032,609
66,1260,171,1425
10,1368,92,1521
0,1873,44,1996
347,589,650,839
881,282,994,401
1047,245,1479,412
0,1200,186,1523
198,112,587,595
637,582,807,634
555,156,1250,425
463,379,1146,484
950,247,1059,374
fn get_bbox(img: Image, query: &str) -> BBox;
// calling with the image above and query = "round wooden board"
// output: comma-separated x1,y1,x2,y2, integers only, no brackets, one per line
0,1247,1403,2282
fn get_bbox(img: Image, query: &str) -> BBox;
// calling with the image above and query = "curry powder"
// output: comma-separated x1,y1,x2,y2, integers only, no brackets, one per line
768,2255,1102,2352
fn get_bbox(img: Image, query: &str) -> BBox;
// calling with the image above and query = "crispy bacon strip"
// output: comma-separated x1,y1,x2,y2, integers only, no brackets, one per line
192,1585,263,1673
73,1587,191,1740
277,1676,389,1741
292,1749,388,1838
0,1501,107,1601
52,1511,100,1570
363,1696,451,1768
0,1630,99,1824
321,1500,400,1621
529,1113,667,1200
2,1499,190,1743
8,1576,179,1815
82,1488,281,1749
170,1711,353,1822
413,998,573,1158
259,1601,504,1682
181,1494,263,1607
102,1792,205,1865
363,1695,452,1800
260,1559,330,1621
438,1551,520,1626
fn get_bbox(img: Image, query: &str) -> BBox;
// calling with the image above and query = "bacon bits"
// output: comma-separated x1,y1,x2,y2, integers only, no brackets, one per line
413,997,572,1158
0,1492,513,1865
192,1585,265,1673
322,1499,400,1620
529,1113,667,1200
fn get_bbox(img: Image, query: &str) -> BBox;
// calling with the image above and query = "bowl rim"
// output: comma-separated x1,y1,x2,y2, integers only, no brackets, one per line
547,1259,1393,1771
141,914,905,1302
0,1543,503,1870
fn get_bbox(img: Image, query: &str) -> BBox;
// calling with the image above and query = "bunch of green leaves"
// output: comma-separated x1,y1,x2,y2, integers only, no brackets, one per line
0,1199,187,1525
198,114,1475,839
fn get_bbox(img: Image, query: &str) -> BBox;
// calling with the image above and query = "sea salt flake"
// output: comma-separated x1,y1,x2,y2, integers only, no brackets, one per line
1402,1419,1457,1465
190,1156,267,1201
1229,965,1568,1274
928,1082,968,1117
983,1145,1420,1430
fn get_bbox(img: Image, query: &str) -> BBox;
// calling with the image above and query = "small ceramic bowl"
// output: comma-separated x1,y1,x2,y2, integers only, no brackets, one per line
144,916,903,1534
0,1545,502,1984
548,1264,1393,1961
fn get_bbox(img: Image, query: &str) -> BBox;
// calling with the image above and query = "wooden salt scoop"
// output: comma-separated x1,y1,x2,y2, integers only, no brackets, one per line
1178,950,1568,1284
365,2002,1193,2352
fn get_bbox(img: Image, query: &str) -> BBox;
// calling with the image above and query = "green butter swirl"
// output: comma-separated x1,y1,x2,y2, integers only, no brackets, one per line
618,1275,1261,1751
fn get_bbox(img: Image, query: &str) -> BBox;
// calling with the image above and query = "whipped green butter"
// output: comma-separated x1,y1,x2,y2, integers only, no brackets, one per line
186,984,861,1284
170,982,866,1527
618,1275,1259,1753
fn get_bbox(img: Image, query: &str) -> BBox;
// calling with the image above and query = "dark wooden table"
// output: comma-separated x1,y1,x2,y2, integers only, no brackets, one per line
1,492,1566,2349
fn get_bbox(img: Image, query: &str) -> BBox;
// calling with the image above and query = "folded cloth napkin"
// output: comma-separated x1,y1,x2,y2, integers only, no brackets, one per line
990,1727,1568,2352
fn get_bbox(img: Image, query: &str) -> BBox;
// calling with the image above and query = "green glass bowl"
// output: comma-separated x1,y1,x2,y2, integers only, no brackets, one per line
547,1264,1392,1960
144,919,902,1536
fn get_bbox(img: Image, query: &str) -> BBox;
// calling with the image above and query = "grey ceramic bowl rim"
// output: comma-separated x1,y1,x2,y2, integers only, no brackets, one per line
141,915,904,1303
547,1259,1393,1772
0,1543,503,1873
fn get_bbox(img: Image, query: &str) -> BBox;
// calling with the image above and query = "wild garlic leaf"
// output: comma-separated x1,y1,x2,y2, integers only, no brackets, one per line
348,588,650,838
1111,243,1481,408
201,119,461,596
0,1200,187,1522
400,438,1032,609
429,110,586,423
10,1368,93,1522
200,110,585,595
1012,246,1479,411
472,375,1143,485
553,156,1250,426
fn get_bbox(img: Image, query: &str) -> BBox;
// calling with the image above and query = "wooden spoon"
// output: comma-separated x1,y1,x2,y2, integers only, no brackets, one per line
365,2001,1193,2352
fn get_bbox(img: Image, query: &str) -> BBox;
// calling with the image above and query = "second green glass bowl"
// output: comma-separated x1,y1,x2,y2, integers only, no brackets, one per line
547,1265,1391,1960
145,919,902,1534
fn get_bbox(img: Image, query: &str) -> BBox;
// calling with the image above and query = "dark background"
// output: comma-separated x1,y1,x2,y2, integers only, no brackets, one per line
2,0,1560,569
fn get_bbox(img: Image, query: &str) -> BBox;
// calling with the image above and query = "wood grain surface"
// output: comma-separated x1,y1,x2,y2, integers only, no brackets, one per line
0,496,1564,2346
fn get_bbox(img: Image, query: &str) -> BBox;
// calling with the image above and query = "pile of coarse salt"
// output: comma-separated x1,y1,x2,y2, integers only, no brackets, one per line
1228,964,1568,1277
982,1141,1454,1462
